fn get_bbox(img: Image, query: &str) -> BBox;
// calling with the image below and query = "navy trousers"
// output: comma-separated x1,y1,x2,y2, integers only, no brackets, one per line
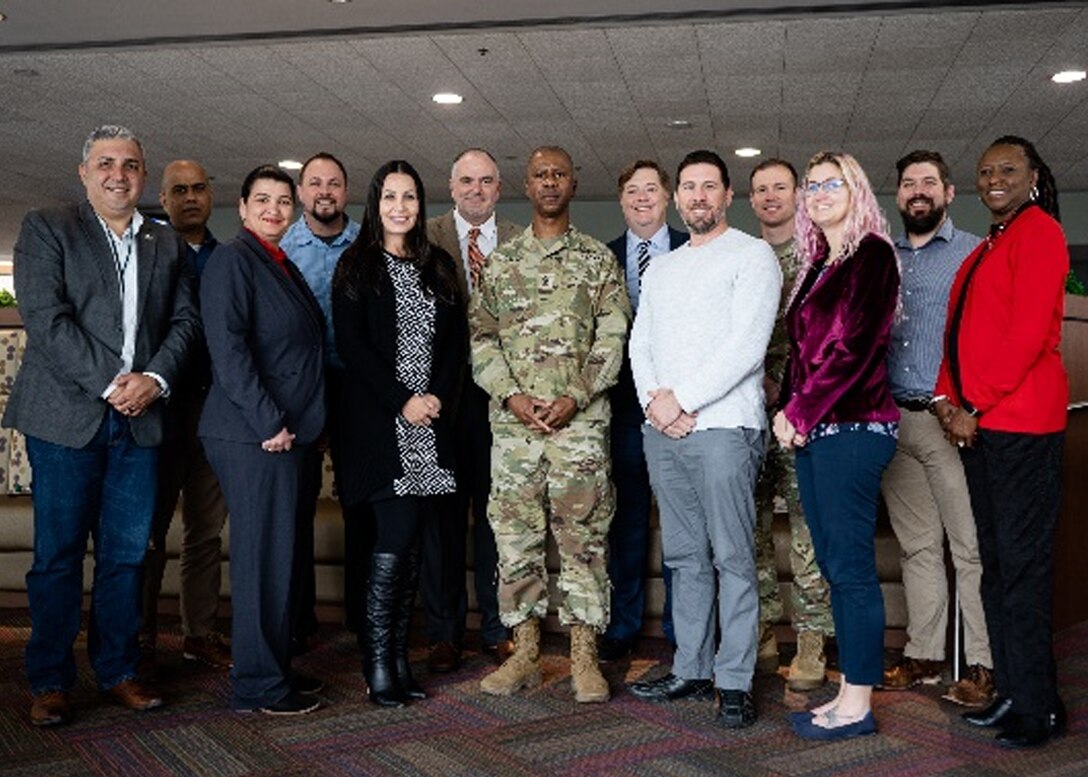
794,430,895,686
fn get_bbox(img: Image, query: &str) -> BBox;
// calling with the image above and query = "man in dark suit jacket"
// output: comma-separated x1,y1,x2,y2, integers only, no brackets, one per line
5,125,199,726
602,159,687,661
424,148,522,672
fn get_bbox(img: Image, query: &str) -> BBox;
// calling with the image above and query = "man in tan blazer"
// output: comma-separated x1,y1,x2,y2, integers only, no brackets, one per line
424,148,521,672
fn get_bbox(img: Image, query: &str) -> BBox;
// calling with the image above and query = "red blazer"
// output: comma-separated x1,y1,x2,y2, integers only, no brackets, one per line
781,234,900,437
935,205,1068,433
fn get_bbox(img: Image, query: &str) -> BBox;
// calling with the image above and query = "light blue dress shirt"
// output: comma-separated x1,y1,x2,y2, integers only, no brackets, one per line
625,223,671,312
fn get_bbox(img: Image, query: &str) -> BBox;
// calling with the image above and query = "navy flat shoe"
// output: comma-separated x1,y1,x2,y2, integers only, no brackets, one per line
792,710,877,740
789,710,814,725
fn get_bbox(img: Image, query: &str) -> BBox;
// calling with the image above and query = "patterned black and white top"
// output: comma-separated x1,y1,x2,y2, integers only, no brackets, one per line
386,253,457,497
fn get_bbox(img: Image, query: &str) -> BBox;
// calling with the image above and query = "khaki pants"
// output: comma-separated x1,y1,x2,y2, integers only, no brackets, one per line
881,407,991,666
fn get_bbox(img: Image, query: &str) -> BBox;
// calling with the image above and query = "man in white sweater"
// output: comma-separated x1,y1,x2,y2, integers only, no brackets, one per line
627,150,781,729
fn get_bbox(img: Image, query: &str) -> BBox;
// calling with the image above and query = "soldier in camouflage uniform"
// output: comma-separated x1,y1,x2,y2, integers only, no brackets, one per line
749,159,834,691
470,147,631,703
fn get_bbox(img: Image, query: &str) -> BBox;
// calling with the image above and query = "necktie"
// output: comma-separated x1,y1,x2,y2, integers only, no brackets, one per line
636,240,652,283
468,227,486,289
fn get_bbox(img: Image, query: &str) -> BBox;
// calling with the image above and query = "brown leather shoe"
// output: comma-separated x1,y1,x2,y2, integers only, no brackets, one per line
30,691,72,726
880,657,943,691
107,679,164,711
427,641,461,673
489,639,516,664
183,633,233,669
943,664,995,707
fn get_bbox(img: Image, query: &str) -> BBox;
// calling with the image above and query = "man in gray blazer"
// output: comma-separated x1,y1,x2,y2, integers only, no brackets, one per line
5,125,199,726
425,148,521,672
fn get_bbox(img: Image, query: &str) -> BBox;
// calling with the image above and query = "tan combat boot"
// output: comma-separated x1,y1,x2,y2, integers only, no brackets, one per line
569,624,610,703
480,618,541,696
756,622,780,675
787,630,827,691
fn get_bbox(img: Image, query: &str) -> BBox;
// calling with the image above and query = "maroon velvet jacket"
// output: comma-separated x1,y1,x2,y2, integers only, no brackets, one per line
781,233,900,437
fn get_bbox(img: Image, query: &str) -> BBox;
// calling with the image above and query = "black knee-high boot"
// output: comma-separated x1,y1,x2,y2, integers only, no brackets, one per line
364,553,406,707
395,544,426,700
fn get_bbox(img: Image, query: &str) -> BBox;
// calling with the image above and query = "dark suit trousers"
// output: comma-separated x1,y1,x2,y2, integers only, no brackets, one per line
204,437,317,709
461,377,506,645
143,390,227,642
607,417,675,644
420,373,499,645
960,430,1063,721
298,367,376,637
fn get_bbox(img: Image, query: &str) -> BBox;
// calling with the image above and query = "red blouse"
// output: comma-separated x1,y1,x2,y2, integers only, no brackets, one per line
935,205,1068,433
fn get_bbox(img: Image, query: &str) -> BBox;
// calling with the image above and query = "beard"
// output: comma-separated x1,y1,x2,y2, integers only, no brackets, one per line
900,198,945,236
309,202,343,226
681,204,724,235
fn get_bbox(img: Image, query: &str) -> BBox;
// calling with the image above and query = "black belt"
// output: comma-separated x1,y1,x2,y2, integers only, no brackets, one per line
894,396,932,412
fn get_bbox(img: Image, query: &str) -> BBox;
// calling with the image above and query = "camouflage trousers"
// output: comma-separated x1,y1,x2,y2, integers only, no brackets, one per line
487,420,614,631
755,441,834,635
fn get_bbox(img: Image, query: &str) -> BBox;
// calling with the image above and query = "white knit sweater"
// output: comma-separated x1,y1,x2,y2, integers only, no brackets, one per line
629,227,781,432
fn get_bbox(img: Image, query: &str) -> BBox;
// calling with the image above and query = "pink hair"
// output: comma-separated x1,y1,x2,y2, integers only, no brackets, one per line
788,151,899,313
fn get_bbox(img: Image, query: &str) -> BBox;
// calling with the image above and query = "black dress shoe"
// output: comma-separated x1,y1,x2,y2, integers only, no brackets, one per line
716,689,756,729
628,673,714,702
290,635,310,657
996,716,1052,749
963,696,1013,728
257,692,320,715
1049,698,1068,737
427,641,461,674
291,673,325,695
598,637,635,662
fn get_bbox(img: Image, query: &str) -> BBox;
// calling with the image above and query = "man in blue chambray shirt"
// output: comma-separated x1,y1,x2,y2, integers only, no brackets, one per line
281,152,370,651
879,150,993,708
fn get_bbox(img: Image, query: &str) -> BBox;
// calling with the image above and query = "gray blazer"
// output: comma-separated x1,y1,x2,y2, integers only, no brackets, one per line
3,201,199,448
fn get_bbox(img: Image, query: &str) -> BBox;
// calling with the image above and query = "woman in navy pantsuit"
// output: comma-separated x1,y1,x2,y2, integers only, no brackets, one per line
199,165,326,715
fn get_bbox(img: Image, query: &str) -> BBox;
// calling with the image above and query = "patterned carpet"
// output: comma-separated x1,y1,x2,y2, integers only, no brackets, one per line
1,610,1085,777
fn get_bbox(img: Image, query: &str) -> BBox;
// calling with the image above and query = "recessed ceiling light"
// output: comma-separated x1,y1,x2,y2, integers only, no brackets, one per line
735,147,761,158
329,0,351,4
278,160,303,171
1052,70,1086,84
433,92,464,105
0,13,6,22
666,119,692,129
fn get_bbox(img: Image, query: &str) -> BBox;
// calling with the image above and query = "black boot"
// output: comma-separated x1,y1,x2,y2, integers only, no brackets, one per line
395,544,426,701
364,553,406,708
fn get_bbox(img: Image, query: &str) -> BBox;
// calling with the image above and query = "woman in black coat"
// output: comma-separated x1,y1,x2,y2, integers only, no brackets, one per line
332,160,465,707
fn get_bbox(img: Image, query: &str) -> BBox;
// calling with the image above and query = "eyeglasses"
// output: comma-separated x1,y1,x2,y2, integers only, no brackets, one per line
804,178,847,195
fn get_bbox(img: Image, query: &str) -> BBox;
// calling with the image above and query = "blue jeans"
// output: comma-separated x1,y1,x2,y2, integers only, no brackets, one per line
794,430,894,686
25,409,158,693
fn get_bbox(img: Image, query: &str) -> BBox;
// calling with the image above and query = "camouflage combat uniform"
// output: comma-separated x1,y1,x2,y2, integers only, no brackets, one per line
469,226,631,632
755,239,834,635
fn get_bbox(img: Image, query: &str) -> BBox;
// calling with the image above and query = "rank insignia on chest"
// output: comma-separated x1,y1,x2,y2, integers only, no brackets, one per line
538,273,556,293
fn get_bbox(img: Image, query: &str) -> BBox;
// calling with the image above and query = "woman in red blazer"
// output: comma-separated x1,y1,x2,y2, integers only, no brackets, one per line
773,151,900,741
934,136,1068,749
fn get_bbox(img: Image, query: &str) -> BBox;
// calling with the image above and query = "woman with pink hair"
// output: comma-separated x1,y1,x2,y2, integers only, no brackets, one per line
773,151,900,740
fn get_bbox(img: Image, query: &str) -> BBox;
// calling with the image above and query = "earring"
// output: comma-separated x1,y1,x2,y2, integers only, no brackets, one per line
1030,185,1039,201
